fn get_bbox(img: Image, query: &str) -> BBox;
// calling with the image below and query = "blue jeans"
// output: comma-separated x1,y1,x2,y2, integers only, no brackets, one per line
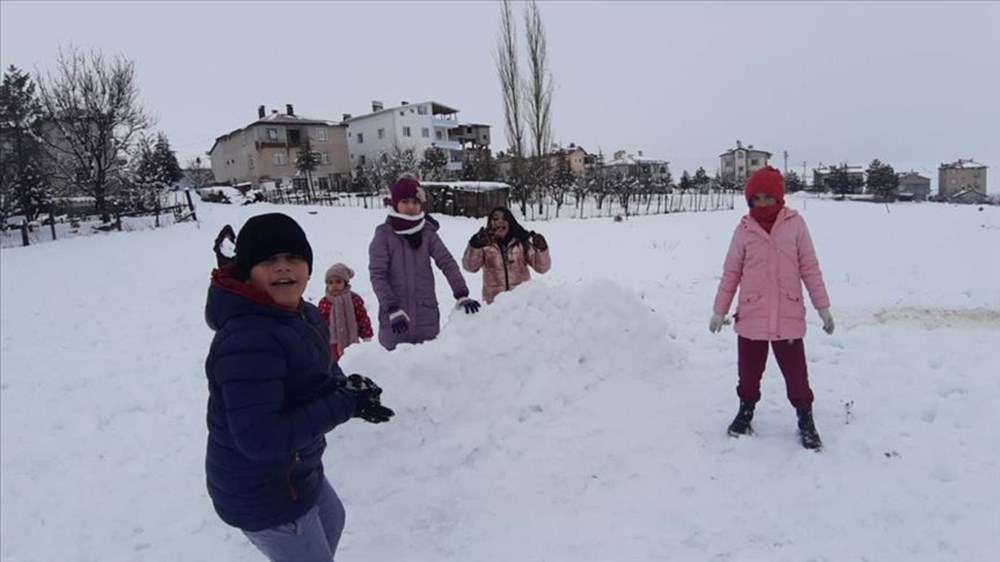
244,478,346,562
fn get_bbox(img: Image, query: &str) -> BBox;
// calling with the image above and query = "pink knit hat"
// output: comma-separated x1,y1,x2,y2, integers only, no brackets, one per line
325,263,354,283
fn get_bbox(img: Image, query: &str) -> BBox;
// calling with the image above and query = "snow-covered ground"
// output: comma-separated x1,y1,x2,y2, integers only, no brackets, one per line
1,194,998,561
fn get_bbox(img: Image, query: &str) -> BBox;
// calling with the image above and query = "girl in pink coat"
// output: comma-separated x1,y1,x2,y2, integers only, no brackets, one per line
710,166,834,450
462,206,551,304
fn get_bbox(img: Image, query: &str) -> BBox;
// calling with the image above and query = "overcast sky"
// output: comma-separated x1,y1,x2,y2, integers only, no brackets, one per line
2,1,998,187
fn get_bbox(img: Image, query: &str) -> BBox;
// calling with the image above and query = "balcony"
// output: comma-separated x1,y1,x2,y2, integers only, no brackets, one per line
431,114,460,129
432,140,463,151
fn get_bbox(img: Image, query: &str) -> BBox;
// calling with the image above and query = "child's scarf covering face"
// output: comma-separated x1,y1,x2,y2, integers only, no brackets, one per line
744,166,786,233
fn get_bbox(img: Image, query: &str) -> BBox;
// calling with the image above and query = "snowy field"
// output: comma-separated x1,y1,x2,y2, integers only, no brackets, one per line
2,194,999,561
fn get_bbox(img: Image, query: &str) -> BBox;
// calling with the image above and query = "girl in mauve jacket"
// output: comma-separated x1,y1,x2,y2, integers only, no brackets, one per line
462,206,551,304
710,166,835,450
368,175,480,351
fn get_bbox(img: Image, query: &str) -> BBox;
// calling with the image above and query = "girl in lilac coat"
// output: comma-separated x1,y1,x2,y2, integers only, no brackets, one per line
710,166,834,450
368,175,480,351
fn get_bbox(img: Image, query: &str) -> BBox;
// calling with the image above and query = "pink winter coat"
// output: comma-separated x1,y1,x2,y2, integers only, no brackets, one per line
462,237,551,304
712,207,830,341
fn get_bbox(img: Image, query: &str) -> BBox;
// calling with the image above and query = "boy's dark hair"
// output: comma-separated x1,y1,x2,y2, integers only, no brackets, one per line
234,213,314,280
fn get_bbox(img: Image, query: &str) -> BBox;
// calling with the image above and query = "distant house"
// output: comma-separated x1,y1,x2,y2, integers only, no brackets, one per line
938,159,988,198
421,181,510,218
546,145,590,177
897,171,931,201
603,150,671,181
812,164,866,193
344,100,490,175
208,105,351,191
948,187,990,205
719,140,771,184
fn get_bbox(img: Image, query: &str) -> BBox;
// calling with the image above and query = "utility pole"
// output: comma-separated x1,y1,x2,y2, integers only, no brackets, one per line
783,150,789,175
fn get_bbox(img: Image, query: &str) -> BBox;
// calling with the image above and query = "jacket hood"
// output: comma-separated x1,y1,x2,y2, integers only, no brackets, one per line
204,266,300,332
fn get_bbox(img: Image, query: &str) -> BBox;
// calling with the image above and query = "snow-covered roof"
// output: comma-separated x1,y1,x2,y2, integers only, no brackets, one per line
254,113,340,127
606,154,668,166
345,101,459,122
813,165,865,175
940,159,987,170
422,181,510,192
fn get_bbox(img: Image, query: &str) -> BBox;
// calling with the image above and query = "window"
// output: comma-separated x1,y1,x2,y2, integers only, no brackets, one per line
357,133,364,144
377,128,385,140
316,128,327,141
400,111,405,116
321,153,330,165
402,126,412,137
435,130,443,140
273,153,286,166
359,155,366,165
267,128,278,140
417,105,428,115
248,157,255,169
422,127,430,138
318,177,330,191
751,158,759,165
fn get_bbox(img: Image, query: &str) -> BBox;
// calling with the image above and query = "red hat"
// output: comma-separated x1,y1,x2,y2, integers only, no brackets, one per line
744,166,785,206
390,176,425,210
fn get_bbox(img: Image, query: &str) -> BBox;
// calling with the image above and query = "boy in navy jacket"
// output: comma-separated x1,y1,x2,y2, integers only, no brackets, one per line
205,213,393,561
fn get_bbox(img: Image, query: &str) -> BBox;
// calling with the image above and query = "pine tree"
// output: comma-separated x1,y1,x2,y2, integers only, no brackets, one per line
152,133,183,187
679,170,692,191
692,167,710,190
784,170,804,193
295,137,321,200
826,164,851,198
0,65,50,223
419,147,449,181
866,159,899,201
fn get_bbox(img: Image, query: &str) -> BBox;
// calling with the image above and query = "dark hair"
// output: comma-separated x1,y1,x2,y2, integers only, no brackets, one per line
487,206,532,255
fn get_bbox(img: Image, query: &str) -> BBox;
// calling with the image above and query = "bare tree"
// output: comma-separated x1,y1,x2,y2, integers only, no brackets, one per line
524,0,553,160
496,0,525,161
36,46,152,222
495,0,528,214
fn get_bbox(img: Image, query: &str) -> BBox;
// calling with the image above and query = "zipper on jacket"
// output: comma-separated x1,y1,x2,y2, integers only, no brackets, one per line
285,451,301,501
498,241,511,291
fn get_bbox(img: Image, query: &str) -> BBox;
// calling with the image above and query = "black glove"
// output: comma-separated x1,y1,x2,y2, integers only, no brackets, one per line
347,374,395,423
469,227,490,249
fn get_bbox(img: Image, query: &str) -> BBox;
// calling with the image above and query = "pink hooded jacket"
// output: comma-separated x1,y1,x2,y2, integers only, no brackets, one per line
463,238,551,304
713,207,830,341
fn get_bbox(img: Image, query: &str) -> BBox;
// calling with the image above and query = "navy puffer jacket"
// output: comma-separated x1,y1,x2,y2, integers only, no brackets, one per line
204,267,358,532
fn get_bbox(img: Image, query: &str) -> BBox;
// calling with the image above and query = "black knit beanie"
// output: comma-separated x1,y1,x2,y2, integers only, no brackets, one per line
234,213,313,280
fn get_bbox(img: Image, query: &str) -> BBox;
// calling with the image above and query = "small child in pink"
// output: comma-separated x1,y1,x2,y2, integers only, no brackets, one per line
318,263,373,361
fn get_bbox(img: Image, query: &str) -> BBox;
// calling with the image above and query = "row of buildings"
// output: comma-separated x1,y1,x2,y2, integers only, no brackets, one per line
208,100,491,192
715,141,990,203
205,104,989,203
206,100,675,192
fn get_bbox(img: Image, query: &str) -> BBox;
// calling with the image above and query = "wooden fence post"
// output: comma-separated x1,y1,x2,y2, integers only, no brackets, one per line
49,211,57,241
21,221,29,247
184,188,198,222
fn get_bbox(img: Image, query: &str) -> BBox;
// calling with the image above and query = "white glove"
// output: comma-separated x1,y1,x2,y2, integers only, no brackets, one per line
709,313,730,333
818,308,835,335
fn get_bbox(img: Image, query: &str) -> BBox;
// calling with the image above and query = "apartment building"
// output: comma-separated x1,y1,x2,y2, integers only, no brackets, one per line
208,105,350,191
719,140,772,184
344,100,488,173
938,159,988,198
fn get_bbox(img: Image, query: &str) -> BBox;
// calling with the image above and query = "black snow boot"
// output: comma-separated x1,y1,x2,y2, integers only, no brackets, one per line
727,401,756,437
797,406,822,450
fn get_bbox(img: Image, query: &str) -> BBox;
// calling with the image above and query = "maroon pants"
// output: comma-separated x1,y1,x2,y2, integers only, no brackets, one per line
737,336,814,409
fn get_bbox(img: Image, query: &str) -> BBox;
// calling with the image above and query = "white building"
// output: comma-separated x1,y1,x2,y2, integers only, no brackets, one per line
344,100,467,172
